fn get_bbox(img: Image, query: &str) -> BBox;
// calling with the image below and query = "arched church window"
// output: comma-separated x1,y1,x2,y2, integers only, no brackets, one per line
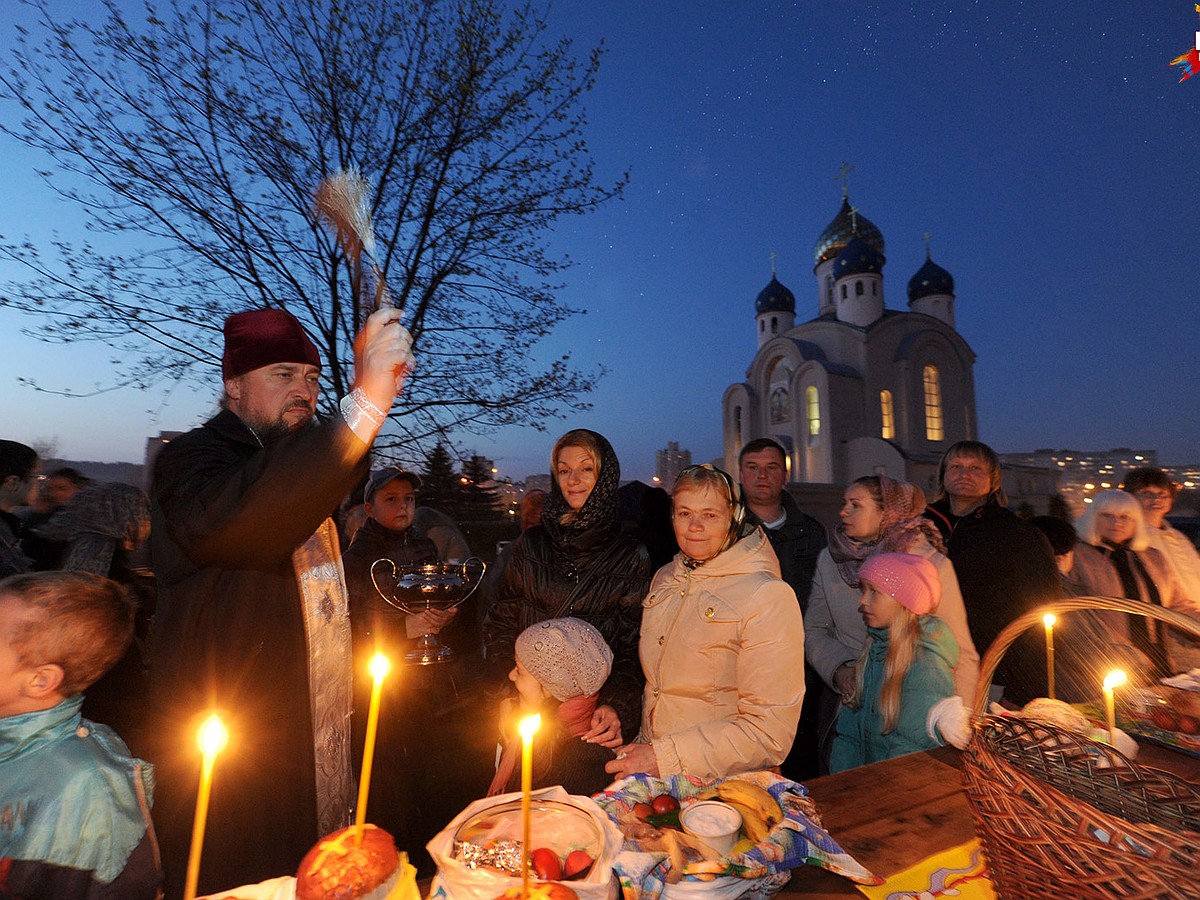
770,317,777,334
855,280,864,296
826,275,834,305
840,283,847,300
806,386,820,442
923,365,944,441
880,390,895,440
760,320,764,333
872,281,878,296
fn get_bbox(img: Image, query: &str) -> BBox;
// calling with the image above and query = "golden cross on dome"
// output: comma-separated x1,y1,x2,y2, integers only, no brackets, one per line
923,231,933,257
769,250,778,276
836,161,854,198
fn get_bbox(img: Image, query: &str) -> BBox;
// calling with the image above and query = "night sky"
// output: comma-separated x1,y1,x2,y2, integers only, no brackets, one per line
2,1,1198,483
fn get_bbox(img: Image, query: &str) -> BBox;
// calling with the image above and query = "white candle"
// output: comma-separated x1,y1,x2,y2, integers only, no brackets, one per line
183,713,229,900
356,654,392,834
1103,669,1127,745
1043,613,1056,700
519,714,541,898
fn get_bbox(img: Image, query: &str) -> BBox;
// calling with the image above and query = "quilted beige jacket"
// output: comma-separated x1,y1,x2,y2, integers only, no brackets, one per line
637,527,804,779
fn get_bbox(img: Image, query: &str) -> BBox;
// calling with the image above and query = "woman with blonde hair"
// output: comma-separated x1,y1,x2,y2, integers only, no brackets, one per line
805,474,977,769
606,464,804,781
484,430,650,748
1065,489,1199,685
830,553,957,772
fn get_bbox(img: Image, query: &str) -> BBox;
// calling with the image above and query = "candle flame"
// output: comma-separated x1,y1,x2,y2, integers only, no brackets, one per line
1042,613,1056,628
1103,669,1127,691
197,713,229,757
519,713,541,740
369,654,391,682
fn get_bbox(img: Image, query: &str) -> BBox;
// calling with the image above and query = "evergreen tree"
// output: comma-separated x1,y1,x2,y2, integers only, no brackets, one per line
458,454,503,523
420,443,460,516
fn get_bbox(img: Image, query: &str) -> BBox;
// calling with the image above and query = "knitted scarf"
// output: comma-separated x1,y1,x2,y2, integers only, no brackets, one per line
828,476,945,588
487,694,599,796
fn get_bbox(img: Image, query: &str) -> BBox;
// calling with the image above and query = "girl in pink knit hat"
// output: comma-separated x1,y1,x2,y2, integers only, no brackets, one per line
829,552,959,772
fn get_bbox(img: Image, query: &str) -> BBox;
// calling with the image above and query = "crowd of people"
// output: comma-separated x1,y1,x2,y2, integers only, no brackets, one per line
2,307,1200,899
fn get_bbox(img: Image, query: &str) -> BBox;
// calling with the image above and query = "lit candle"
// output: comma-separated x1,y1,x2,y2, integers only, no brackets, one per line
356,654,392,835
1103,669,1127,745
1043,613,1056,700
183,713,229,900
519,713,541,898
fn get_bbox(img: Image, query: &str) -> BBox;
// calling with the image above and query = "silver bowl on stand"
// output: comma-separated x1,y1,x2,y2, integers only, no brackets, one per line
370,558,486,665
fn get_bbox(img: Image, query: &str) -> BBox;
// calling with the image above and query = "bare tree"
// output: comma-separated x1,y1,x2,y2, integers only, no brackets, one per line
0,0,623,449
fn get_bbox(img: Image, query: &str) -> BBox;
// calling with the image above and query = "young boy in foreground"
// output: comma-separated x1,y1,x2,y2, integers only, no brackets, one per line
0,571,162,899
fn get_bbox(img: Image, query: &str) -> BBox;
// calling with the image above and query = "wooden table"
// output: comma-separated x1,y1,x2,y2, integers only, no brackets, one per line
411,740,1198,900
781,741,1200,899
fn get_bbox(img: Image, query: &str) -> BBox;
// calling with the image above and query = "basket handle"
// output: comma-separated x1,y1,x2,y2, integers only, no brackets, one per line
972,594,1200,715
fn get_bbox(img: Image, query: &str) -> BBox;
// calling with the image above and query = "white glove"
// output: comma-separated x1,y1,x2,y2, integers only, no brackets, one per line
927,695,971,749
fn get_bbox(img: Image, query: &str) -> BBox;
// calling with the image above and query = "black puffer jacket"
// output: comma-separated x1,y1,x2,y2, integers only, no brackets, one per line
484,431,651,740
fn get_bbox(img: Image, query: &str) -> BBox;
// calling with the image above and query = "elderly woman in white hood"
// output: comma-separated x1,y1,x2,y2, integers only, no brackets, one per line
606,464,804,781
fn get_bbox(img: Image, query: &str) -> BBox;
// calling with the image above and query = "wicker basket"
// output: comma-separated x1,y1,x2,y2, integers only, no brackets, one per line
962,595,1200,899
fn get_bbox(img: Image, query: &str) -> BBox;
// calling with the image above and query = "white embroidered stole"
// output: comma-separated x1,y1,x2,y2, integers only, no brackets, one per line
293,517,355,836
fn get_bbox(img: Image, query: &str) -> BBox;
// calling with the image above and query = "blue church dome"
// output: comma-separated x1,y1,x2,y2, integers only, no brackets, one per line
813,197,885,268
907,254,955,302
832,235,885,279
755,275,795,315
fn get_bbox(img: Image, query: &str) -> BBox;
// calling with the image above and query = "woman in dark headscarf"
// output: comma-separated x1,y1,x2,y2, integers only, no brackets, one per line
34,481,151,576
484,430,651,747
804,475,978,768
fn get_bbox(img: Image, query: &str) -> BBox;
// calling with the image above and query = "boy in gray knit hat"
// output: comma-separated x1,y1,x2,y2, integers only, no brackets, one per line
488,618,616,796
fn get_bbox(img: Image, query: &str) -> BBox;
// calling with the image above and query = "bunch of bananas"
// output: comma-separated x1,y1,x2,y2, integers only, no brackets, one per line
706,780,783,843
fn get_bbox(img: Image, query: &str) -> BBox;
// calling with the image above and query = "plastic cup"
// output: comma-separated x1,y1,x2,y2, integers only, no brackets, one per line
680,800,742,856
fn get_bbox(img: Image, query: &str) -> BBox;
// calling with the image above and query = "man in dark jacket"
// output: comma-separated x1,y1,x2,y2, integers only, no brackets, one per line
924,440,1062,706
737,437,827,780
738,438,826,611
149,307,412,896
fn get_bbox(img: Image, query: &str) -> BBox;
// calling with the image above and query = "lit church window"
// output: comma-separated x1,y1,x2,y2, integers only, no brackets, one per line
923,365,944,441
806,385,820,441
880,390,895,439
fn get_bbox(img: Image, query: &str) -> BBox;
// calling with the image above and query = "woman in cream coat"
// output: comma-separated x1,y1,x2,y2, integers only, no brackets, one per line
804,475,978,767
606,465,804,781
1063,489,1198,686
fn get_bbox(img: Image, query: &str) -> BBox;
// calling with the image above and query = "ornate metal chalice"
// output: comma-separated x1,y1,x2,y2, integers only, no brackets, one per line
370,558,486,665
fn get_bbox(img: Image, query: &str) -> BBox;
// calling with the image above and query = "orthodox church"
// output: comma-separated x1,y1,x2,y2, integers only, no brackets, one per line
722,193,977,485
